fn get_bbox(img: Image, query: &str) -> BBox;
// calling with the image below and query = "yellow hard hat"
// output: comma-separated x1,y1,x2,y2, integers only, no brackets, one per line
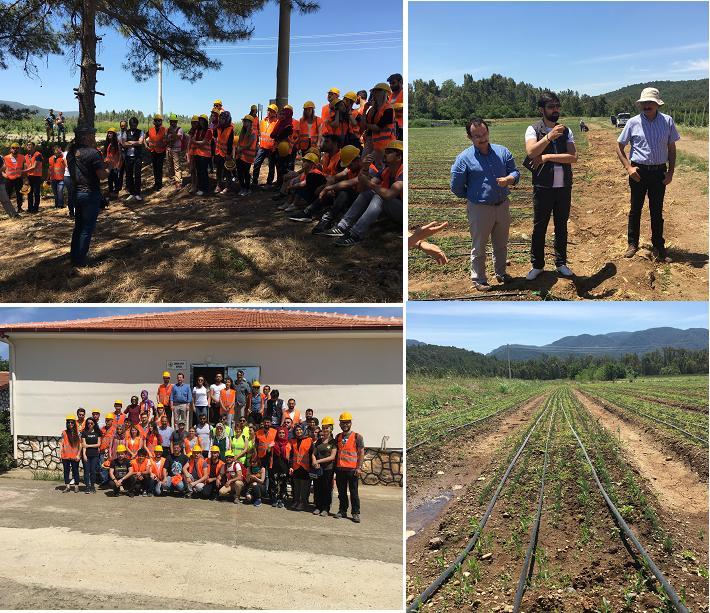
154,445,163,452
199,114,208,120
157,403,164,409
339,412,353,421
65,414,76,421
303,152,320,164
267,104,278,112
225,450,235,457
10,142,20,148
321,416,334,426
107,127,117,134
162,371,170,378
393,102,404,110
106,413,115,420
91,409,101,415
339,145,361,168
224,158,236,170
372,82,392,93
116,444,127,453
284,104,293,111
113,400,122,406
242,115,254,122
277,141,291,157
328,87,340,95
211,106,221,114
385,140,403,152
209,445,220,453
343,91,358,103
252,380,261,387
303,101,315,109
192,445,202,453
191,115,199,122
213,99,222,105
154,114,163,120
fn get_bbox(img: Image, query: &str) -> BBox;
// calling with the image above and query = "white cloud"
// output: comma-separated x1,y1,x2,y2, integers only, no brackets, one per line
574,42,708,65
670,58,710,73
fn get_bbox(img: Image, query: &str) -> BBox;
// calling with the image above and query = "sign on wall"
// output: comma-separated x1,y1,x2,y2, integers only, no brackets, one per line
167,360,187,371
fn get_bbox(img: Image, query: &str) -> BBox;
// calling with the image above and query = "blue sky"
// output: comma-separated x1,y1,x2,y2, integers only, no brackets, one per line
4,0,401,115
407,302,709,354
0,306,402,360
409,2,708,95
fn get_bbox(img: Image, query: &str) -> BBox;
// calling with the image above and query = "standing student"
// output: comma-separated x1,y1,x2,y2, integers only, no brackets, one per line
145,114,167,191
289,424,312,511
616,87,679,263
299,102,321,155
212,423,231,458
450,117,520,291
280,398,300,427
252,104,278,188
235,116,257,196
192,114,213,196
192,376,209,424
56,111,66,142
234,370,250,420
45,109,56,140
265,389,284,427
387,73,404,141
60,415,82,492
139,389,155,420
195,413,212,457
524,91,578,281
124,396,141,426
157,371,174,426
125,423,143,459
4,142,26,212
170,372,192,428
362,83,395,169
80,417,102,493
311,416,337,516
247,380,263,423
231,423,251,468
214,110,234,194
0,156,21,218
104,129,122,198
220,378,237,429
334,412,364,523
165,114,185,190
23,141,43,213
320,87,340,145
269,426,290,508
209,373,226,425
119,117,145,202
157,414,174,454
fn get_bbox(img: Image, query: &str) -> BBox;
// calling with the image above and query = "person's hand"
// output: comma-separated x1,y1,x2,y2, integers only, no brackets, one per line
496,176,513,187
628,166,641,182
419,241,448,265
547,124,565,141
355,468,362,477
530,155,544,170
289,468,294,475
408,221,448,247
662,171,673,186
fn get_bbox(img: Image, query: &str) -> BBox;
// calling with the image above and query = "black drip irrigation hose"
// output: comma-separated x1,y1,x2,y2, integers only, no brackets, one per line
561,407,690,613
512,408,556,612
406,402,551,612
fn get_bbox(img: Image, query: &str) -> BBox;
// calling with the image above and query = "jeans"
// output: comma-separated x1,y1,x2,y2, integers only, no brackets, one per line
133,475,154,494
628,164,666,250
246,483,262,502
168,479,186,494
83,455,100,488
70,190,101,265
63,176,75,216
320,189,357,225
117,162,125,191
335,470,360,515
27,175,42,212
531,186,571,268
107,169,120,193
51,179,64,208
338,192,403,240
252,147,276,186
0,184,17,217
314,469,334,512
194,405,209,421
194,155,210,193
151,152,165,190
125,156,142,195
215,155,227,189
62,459,80,485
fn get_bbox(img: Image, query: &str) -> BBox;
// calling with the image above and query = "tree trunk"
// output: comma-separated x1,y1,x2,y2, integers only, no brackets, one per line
78,0,98,130
275,0,291,109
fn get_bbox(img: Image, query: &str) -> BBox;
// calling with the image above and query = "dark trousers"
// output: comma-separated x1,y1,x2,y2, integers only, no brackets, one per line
335,470,360,515
51,179,64,207
6,178,23,210
64,176,75,216
275,152,290,187
28,175,42,212
195,155,210,193
62,459,80,485
269,470,288,501
236,159,251,189
321,189,357,224
531,186,571,268
108,169,120,193
125,156,142,195
215,155,226,188
70,191,101,265
117,163,125,192
246,483,263,501
82,455,100,488
314,469,334,512
292,473,310,505
252,147,276,186
133,475,154,494
112,475,136,495
151,152,165,190
628,165,666,250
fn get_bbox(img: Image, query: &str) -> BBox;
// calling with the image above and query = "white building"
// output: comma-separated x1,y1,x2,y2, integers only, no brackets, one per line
0,309,403,483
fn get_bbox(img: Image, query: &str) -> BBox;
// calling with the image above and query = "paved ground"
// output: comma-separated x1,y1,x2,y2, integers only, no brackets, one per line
0,476,403,610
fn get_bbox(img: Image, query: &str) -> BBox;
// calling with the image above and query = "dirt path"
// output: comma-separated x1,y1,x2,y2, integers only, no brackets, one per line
676,134,708,160
574,389,707,517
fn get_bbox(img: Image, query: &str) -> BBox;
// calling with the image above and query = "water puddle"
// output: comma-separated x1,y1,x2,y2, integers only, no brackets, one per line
406,490,454,537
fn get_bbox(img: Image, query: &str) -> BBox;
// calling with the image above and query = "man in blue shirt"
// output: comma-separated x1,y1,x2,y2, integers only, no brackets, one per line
616,87,679,263
170,372,193,427
451,117,520,291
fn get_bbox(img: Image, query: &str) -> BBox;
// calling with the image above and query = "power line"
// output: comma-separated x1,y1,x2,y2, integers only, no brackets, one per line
204,29,402,46
209,45,402,57
205,37,402,51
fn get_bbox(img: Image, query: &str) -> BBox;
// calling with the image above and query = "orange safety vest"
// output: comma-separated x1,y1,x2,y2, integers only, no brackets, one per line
104,143,121,170
193,128,213,158
131,457,151,474
184,436,197,456
336,431,360,470
321,103,336,136
281,409,301,427
291,437,312,471
259,117,277,150
100,424,116,451
215,124,234,158
380,163,403,189
125,435,142,455
3,154,25,180
147,126,167,154
255,428,276,459
389,89,403,127
298,117,321,152
60,431,81,460
368,102,395,151
207,459,225,479
220,388,236,416
321,150,342,177
289,118,300,152
113,413,126,426
352,105,366,137
48,154,66,180
187,456,208,478
238,133,257,165
150,457,166,479
145,432,160,458
157,383,172,407
24,151,43,177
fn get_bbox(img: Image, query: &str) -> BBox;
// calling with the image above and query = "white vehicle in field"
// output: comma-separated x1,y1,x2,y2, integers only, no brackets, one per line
616,113,631,128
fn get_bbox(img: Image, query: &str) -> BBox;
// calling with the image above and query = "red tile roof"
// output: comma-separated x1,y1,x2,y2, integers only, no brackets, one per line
0,309,402,334
0,372,8,389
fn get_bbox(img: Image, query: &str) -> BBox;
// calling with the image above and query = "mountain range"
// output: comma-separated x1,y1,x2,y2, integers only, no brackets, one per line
0,100,79,117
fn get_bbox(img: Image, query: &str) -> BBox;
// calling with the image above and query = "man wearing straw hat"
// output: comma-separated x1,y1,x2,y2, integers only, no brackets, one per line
616,87,679,263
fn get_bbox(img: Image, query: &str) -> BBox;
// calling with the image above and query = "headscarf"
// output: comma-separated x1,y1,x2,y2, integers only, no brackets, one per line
139,390,155,414
272,427,290,459
214,422,227,442
218,110,232,128
271,107,294,141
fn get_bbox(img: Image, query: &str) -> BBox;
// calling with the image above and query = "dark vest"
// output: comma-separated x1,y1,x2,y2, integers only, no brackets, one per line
531,120,573,189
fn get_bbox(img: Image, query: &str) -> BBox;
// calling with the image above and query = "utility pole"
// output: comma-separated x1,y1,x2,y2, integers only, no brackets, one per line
275,0,291,109
507,344,512,379
158,57,163,116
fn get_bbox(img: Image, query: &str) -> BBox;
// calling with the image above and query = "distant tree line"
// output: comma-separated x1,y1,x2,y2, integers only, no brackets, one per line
407,344,709,381
95,110,192,123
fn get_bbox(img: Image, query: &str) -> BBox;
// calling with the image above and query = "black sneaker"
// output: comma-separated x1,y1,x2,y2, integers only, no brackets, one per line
495,273,513,284
335,235,362,247
322,226,345,237
311,221,331,235
289,214,312,223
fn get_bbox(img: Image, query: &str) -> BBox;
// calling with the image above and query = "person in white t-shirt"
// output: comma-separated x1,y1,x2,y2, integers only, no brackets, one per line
62,149,75,218
209,373,226,425
192,376,209,424
524,91,578,281
195,413,212,458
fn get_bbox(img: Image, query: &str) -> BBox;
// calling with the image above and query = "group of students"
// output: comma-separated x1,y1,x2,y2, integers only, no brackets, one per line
58,372,365,522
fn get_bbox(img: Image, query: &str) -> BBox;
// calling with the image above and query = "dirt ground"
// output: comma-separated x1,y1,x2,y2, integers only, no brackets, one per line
0,476,403,610
409,120,708,301
0,165,402,303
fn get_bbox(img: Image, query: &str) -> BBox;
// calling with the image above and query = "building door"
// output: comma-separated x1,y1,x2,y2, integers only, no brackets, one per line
225,366,261,387
191,364,226,389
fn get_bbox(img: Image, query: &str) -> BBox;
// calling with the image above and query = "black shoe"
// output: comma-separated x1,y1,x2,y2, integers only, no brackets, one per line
289,214,312,223
322,226,345,237
335,235,362,247
311,221,331,235
495,273,513,284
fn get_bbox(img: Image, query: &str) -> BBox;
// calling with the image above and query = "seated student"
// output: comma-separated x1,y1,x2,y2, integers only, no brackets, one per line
218,450,245,504
184,445,208,497
153,403,168,425
150,445,169,496
334,140,403,247
269,426,291,508
202,446,225,500
109,444,133,496
195,413,212,457
282,134,340,214
167,441,189,496
279,152,326,216
244,452,266,507
125,423,143,459
289,423,313,511
127,448,154,496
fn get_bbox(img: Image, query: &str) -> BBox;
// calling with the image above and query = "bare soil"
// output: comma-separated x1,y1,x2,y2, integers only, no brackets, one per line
0,165,402,303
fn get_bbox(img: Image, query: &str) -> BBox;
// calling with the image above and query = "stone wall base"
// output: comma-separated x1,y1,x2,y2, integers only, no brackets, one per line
361,449,402,486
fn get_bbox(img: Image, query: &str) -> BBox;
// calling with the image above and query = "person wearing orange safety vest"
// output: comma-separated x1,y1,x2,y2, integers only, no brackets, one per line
119,116,145,202
333,92,360,148
334,412,364,522
335,140,404,248
213,110,235,195
103,128,122,198
60,415,82,492
248,105,260,139
125,447,153,496
23,141,43,213
184,445,209,496
3,142,26,212
280,151,326,219
145,114,167,191
201,445,225,500
311,415,337,516
269,107,294,188
157,371,174,426
150,445,169,495
186,115,200,194
252,104,279,188
0,154,20,218
235,115,257,196
320,87,340,145
351,90,368,141
363,83,396,169
191,114,213,196
387,73,404,140
288,423,313,511
76,408,87,432
48,144,67,209
298,102,321,155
